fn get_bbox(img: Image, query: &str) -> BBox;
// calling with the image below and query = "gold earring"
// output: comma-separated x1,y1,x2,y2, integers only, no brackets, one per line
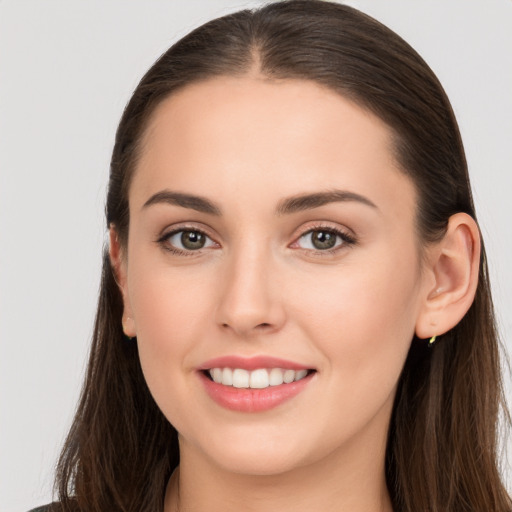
123,317,135,340
428,335,437,347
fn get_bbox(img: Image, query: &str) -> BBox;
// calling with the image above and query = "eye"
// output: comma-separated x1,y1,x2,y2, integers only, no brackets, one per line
296,227,355,252
160,229,217,254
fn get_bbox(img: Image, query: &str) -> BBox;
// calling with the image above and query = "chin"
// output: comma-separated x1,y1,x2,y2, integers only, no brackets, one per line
185,426,321,477
210,449,308,477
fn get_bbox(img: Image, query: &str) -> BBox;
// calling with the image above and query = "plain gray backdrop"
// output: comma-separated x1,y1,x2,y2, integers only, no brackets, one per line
1,1,511,510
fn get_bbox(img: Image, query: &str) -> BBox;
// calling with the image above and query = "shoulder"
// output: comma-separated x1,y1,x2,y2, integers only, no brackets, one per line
28,501,79,512
27,502,78,512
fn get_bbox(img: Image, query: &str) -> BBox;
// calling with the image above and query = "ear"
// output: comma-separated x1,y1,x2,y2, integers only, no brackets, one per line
415,213,481,339
109,225,136,338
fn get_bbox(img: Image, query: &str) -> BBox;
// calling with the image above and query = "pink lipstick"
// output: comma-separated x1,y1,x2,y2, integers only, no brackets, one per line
198,356,315,413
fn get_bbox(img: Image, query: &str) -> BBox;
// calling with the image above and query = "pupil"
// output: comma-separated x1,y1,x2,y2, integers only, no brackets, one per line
312,231,336,250
181,231,205,250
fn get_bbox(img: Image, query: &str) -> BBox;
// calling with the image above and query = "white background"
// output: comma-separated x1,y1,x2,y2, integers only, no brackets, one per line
1,1,511,510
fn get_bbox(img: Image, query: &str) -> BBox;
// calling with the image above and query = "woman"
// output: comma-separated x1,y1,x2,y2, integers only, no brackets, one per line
32,1,511,511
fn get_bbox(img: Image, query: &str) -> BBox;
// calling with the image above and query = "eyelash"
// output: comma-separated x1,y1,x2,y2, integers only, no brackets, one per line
157,224,357,257
157,225,217,257
293,224,357,256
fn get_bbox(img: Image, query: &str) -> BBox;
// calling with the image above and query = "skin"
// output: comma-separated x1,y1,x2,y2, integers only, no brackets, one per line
110,76,480,512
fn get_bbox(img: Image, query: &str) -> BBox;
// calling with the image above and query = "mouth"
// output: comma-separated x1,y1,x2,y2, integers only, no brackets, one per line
198,356,316,412
204,367,315,389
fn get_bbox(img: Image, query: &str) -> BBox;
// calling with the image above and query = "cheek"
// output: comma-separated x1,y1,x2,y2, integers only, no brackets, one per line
290,250,421,388
130,254,212,335
127,262,213,394
273,253,421,451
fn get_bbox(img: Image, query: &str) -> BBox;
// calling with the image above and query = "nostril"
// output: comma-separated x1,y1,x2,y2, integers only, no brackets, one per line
221,322,271,329
219,319,281,336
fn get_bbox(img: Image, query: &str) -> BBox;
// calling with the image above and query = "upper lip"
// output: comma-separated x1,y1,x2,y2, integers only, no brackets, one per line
198,355,313,371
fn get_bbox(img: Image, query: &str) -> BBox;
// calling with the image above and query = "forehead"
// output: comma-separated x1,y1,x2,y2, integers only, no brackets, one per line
141,76,393,163
132,76,416,222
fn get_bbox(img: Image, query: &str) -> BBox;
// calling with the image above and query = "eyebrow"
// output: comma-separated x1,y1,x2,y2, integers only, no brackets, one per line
275,190,378,215
142,188,378,216
142,190,222,215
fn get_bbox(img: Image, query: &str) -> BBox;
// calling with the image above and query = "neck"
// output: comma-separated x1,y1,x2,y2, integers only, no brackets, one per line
164,433,393,512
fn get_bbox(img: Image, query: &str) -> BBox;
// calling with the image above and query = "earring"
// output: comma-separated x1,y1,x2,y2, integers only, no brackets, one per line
123,317,135,341
428,335,437,347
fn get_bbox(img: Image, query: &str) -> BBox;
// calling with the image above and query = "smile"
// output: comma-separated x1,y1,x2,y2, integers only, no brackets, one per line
198,356,316,412
207,367,310,389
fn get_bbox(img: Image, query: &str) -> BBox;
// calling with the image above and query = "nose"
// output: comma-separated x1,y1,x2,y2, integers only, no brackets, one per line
214,244,286,338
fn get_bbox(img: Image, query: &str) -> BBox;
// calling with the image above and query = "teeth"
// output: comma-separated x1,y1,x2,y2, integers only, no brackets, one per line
283,369,295,384
222,367,233,386
249,369,269,389
269,368,284,386
295,369,308,381
212,368,223,384
208,367,310,389
232,369,250,388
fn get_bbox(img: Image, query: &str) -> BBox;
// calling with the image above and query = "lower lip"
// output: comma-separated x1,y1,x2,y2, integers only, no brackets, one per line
199,371,314,413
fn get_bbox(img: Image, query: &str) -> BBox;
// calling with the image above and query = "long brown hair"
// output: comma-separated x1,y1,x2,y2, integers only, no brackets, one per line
52,1,511,511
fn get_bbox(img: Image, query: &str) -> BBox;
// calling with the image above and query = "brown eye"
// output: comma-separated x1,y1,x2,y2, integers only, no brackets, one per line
164,229,216,253
296,228,354,252
310,230,337,250
180,230,206,250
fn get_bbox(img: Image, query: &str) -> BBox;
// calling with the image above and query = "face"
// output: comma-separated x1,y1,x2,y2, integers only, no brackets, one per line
116,77,431,476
